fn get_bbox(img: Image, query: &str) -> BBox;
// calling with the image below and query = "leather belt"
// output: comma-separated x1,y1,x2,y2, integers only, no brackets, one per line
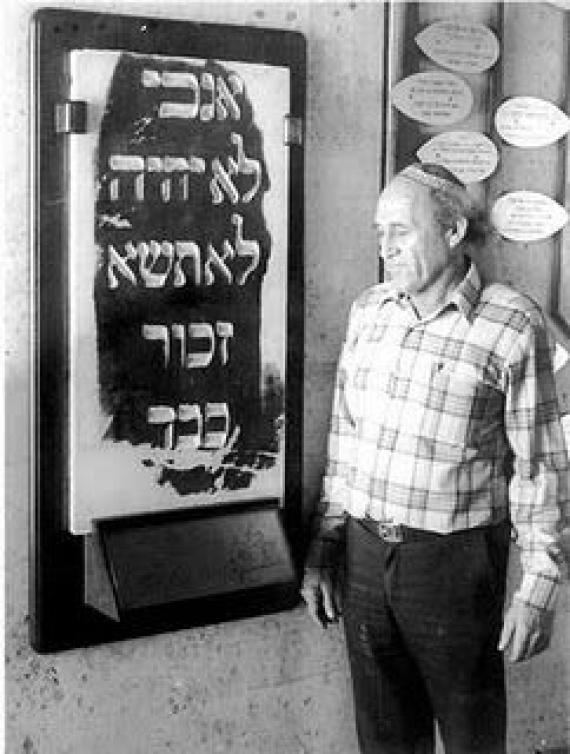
360,516,442,544
360,516,509,545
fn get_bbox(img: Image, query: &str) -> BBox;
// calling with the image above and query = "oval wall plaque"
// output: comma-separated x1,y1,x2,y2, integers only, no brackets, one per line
491,191,568,242
391,71,473,126
415,21,500,73
495,97,570,148
417,131,498,183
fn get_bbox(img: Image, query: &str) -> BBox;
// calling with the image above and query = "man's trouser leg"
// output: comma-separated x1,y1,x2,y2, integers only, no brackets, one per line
343,518,435,754
343,517,509,754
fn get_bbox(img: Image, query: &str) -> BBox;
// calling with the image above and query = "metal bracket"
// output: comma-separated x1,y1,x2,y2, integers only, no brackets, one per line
54,100,87,134
283,115,303,147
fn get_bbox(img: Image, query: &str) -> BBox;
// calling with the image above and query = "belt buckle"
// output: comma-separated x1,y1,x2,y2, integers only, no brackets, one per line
377,522,404,543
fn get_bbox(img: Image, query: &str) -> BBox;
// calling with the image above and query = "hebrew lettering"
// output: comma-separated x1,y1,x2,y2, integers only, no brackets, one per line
105,238,262,289
141,324,170,368
200,72,215,122
106,243,137,289
89,52,284,511
147,405,177,450
145,67,244,122
176,403,202,449
210,133,262,205
205,242,234,285
232,214,260,285
146,402,231,450
204,402,230,448
173,241,201,287
186,323,215,369
216,321,234,366
141,321,234,370
210,157,240,205
215,76,242,121
138,241,174,288
230,133,262,203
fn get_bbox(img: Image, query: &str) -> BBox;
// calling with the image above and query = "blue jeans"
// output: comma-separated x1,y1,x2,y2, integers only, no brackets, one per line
343,517,510,754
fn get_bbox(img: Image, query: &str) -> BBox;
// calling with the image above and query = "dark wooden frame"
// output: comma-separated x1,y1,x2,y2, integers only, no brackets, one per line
31,8,305,652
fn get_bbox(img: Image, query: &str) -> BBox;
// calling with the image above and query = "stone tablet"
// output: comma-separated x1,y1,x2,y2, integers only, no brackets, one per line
67,49,291,533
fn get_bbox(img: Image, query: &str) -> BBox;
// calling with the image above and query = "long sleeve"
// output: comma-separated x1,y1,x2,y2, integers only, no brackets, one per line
505,306,570,611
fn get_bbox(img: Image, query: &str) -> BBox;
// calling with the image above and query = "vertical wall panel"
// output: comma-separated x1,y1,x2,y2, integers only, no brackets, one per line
471,6,570,752
486,3,567,315
303,2,383,507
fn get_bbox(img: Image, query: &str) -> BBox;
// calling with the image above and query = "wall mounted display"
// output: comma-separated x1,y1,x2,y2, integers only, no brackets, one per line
32,8,305,651
491,191,568,242
390,70,473,126
416,130,498,183
495,96,570,148
415,20,500,74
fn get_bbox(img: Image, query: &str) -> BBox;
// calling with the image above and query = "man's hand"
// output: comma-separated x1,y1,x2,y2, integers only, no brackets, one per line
498,599,555,663
300,566,342,628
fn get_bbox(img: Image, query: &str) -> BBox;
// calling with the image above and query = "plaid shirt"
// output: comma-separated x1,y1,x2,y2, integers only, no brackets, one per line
309,262,569,612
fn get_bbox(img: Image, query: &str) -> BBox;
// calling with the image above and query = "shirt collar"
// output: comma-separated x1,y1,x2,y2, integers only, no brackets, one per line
449,259,481,322
379,258,482,322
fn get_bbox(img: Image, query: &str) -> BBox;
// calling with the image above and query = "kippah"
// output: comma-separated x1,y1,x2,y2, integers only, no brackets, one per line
399,164,464,193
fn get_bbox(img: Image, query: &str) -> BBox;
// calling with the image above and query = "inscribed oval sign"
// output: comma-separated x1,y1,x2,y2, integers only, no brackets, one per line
415,21,500,73
495,97,570,148
391,71,473,126
417,131,498,183
491,191,568,242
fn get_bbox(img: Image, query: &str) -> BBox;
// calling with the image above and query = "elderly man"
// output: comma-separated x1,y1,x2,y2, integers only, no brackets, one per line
301,163,568,754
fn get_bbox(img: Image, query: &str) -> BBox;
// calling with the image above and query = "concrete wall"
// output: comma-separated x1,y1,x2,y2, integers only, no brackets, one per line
5,2,380,752
4,2,570,753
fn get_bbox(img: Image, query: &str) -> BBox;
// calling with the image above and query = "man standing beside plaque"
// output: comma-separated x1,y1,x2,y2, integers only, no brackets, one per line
302,162,569,754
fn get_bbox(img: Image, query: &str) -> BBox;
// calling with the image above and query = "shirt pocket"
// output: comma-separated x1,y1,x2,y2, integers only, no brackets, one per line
345,344,393,422
421,362,504,450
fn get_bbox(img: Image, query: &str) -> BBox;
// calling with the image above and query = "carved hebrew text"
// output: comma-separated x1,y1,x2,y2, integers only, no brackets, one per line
142,321,234,370
107,136,261,205
141,69,244,122
147,402,231,449
105,215,260,288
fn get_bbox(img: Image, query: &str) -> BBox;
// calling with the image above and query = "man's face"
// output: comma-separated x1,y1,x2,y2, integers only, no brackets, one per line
374,178,454,294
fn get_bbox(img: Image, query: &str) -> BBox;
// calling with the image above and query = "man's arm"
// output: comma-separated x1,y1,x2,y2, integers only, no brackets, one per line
501,303,569,662
301,301,362,627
